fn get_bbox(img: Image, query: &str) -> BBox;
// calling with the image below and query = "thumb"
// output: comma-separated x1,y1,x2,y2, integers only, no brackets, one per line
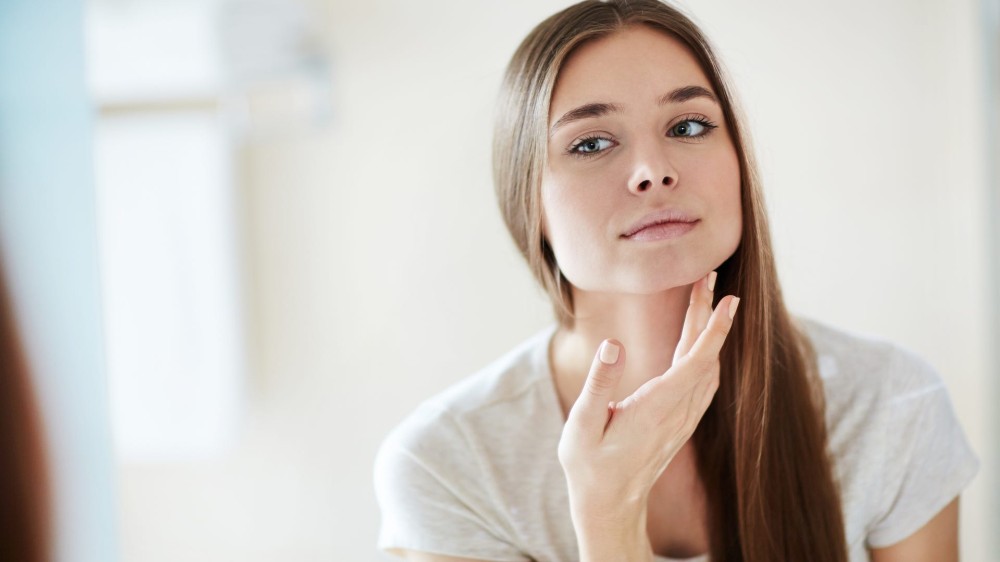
567,339,626,437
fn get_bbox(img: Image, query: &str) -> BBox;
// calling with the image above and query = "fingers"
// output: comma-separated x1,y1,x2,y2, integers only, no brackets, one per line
686,294,740,364
567,339,626,439
674,270,716,363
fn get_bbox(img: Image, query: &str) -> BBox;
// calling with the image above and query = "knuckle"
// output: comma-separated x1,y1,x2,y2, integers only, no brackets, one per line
686,350,721,375
556,440,578,466
585,370,615,394
715,317,732,337
691,353,715,372
707,373,720,393
556,443,569,464
675,354,698,370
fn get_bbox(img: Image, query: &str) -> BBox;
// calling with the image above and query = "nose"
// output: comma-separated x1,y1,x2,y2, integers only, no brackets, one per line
634,175,674,192
627,142,679,195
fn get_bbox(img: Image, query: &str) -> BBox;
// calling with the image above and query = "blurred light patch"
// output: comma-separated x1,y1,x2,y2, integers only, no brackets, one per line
217,0,335,139
93,111,244,463
88,0,333,140
95,111,244,462
86,0,222,103
86,0,247,463
86,0,332,462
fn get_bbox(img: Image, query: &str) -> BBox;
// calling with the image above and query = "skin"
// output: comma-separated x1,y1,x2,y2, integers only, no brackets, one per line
398,23,963,562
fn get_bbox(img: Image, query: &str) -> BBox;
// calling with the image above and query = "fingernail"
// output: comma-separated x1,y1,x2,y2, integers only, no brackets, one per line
599,340,620,364
728,297,740,319
707,271,717,292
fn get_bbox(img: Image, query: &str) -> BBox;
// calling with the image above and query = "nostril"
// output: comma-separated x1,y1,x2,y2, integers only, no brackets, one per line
638,179,651,191
663,176,673,185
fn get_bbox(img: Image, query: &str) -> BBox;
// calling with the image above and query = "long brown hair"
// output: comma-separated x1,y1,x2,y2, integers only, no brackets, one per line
0,258,52,562
491,1,848,560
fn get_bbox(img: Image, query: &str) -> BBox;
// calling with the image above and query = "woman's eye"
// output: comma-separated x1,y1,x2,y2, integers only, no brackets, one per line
568,136,614,158
669,117,718,140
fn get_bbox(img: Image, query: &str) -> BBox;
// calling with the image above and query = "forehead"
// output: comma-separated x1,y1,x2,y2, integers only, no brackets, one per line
549,25,712,120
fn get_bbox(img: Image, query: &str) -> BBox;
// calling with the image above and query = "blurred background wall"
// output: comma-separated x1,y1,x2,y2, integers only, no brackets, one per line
8,0,993,560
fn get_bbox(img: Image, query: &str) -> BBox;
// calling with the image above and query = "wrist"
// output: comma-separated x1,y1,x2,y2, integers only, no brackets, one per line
570,502,653,562
567,485,648,526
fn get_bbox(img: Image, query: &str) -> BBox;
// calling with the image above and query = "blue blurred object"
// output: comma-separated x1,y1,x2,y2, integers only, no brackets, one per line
0,0,120,561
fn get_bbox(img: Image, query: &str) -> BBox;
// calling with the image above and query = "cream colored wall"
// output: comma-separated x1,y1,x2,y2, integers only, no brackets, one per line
117,0,997,560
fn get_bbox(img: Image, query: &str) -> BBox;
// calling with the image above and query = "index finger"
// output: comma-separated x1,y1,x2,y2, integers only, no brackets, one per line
675,270,716,362
685,295,739,362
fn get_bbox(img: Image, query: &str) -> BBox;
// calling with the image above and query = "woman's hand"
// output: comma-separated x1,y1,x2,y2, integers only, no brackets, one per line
556,271,739,537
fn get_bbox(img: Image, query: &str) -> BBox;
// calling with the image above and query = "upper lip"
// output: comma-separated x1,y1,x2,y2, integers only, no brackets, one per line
622,208,699,237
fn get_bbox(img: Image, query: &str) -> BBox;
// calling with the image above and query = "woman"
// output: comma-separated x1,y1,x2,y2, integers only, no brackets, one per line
374,1,980,561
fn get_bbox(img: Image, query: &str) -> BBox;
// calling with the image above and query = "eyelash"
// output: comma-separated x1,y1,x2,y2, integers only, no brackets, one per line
566,116,719,159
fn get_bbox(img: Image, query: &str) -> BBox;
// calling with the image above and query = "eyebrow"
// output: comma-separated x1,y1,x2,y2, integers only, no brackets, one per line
548,84,718,137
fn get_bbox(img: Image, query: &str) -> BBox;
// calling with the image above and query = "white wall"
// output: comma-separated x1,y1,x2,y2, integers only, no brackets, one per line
114,0,997,560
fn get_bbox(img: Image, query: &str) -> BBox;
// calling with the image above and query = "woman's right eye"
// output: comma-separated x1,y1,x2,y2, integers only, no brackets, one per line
568,136,615,158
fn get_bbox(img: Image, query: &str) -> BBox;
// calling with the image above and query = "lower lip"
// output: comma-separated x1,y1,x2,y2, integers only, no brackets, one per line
624,220,699,241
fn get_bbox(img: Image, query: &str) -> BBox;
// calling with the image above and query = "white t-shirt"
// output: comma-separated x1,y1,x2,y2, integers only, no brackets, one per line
373,315,981,561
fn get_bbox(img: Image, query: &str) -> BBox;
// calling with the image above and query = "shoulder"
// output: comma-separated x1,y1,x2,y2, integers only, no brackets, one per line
424,323,557,418
372,325,559,560
375,323,558,475
792,313,962,467
793,313,945,406
792,314,980,549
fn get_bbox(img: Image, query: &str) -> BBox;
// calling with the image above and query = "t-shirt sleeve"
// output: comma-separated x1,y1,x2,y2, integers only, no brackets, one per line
372,403,529,561
865,347,981,548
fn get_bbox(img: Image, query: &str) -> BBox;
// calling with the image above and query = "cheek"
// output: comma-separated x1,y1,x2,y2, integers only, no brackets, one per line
542,179,605,242
540,179,615,282
710,148,743,245
699,146,742,210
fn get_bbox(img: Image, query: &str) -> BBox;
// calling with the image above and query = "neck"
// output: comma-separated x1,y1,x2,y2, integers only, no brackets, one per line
550,283,695,407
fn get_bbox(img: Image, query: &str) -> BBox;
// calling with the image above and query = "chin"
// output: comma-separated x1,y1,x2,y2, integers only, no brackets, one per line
567,257,709,295
606,269,700,295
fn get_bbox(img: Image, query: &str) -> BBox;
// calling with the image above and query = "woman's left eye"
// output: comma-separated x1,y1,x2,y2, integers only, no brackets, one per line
669,117,718,140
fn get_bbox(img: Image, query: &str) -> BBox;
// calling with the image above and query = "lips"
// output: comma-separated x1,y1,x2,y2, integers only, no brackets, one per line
622,208,699,238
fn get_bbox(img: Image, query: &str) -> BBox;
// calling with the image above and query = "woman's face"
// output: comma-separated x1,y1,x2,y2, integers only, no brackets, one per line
542,25,742,295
